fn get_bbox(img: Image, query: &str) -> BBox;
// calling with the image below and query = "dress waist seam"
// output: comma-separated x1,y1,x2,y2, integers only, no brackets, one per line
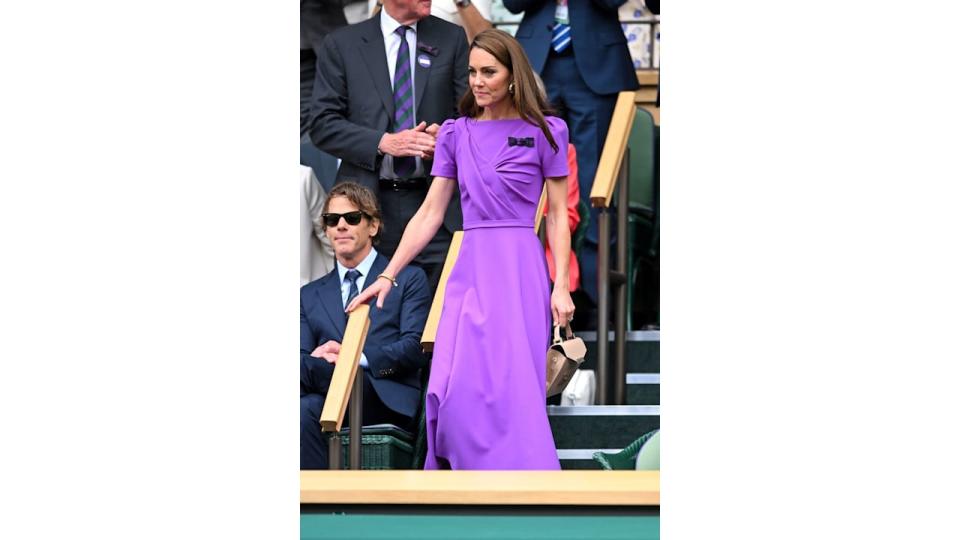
463,219,533,231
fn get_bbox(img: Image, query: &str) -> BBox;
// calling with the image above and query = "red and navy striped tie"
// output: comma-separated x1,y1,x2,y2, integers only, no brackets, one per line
392,25,416,178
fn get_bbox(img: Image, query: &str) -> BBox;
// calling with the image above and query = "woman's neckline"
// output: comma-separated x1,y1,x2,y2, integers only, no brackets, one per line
471,116,525,122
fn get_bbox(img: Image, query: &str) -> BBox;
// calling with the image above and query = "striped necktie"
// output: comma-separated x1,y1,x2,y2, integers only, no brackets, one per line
392,25,416,178
552,22,572,53
344,269,361,308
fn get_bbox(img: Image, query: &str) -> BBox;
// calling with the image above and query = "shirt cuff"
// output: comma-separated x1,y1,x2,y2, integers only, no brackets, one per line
359,353,369,368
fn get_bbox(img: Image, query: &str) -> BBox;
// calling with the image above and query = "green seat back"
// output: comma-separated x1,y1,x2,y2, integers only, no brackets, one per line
628,108,657,215
592,429,659,470
634,430,660,470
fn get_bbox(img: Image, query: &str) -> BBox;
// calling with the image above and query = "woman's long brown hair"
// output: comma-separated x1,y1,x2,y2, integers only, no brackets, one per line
458,29,560,153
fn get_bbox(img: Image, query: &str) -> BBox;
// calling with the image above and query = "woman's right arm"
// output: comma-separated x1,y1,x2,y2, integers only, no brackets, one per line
347,178,457,310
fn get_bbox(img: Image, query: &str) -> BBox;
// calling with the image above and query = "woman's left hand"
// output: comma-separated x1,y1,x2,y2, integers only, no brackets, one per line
551,287,576,327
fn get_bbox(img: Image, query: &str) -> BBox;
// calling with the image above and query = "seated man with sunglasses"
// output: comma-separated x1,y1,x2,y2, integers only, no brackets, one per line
300,181,431,470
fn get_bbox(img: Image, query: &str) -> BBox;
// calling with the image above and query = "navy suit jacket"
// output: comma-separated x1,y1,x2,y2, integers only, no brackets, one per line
300,253,431,419
504,0,640,95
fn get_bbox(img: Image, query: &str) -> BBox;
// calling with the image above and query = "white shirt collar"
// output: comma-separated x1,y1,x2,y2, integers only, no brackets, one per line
337,247,379,285
380,7,418,41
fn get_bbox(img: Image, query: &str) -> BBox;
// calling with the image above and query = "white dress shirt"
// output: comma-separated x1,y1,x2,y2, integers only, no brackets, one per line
337,247,379,368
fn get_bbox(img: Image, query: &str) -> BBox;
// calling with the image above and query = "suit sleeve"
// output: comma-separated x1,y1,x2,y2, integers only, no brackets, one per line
301,48,317,138
300,295,319,390
306,34,384,172
503,0,549,14
365,269,431,378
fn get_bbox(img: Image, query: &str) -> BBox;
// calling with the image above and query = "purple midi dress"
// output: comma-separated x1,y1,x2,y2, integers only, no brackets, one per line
425,115,569,470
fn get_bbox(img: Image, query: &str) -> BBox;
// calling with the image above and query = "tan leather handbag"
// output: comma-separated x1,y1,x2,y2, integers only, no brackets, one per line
546,323,588,397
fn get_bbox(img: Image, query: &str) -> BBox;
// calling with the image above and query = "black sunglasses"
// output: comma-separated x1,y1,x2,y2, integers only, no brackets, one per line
321,211,368,227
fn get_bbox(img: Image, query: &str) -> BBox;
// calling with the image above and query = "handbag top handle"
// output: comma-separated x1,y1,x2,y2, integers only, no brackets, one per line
553,322,577,344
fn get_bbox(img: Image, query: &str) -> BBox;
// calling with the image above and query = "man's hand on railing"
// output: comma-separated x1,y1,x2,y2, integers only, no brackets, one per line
346,276,394,312
310,340,341,364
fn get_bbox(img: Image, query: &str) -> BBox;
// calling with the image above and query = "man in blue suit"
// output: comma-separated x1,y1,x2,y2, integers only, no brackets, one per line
504,0,639,306
300,181,431,470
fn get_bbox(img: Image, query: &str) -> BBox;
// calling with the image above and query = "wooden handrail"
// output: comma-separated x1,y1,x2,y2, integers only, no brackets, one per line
534,185,547,233
589,91,638,208
319,304,371,432
635,70,659,87
635,70,660,125
420,231,463,352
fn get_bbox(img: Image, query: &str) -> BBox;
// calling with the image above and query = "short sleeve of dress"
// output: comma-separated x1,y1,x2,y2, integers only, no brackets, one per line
540,116,569,178
430,118,459,179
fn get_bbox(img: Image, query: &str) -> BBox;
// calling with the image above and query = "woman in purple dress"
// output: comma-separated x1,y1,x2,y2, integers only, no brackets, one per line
349,29,575,470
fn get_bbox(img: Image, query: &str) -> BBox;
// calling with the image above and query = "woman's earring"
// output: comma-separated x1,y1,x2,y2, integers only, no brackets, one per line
508,82,515,94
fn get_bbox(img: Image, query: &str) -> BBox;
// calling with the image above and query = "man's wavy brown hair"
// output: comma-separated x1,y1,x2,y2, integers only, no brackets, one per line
321,181,383,244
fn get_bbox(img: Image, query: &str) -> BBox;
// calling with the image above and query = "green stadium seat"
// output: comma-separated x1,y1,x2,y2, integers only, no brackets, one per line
634,430,660,470
592,428,660,470
622,108,658,329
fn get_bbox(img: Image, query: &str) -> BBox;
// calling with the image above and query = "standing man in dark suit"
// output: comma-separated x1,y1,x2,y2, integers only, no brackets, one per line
300,182,431,470
306,0,470,292
503,0,639,308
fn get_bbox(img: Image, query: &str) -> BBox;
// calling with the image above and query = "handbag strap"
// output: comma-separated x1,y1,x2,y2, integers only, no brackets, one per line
553,322,577,344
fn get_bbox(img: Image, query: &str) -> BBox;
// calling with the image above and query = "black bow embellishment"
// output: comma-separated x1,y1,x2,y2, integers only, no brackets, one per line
417,43,439,56
508,136,535,148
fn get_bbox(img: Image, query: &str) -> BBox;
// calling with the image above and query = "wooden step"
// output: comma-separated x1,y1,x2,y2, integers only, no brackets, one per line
578,331,659,373
626,373,660,405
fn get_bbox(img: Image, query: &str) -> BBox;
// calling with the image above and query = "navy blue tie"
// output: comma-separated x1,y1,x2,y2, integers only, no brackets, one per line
344,269,361,308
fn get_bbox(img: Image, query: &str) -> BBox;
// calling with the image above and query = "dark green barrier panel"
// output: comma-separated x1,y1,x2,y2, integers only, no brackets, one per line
301,514,659,540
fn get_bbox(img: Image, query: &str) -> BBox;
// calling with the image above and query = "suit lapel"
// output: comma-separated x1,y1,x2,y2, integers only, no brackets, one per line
316,271,347,338
413,18,434,115
358,17,396,119
366,254,389,295
317,254,387,337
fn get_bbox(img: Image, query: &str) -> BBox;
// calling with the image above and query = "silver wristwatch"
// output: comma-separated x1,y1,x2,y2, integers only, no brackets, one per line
455,0,471,7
